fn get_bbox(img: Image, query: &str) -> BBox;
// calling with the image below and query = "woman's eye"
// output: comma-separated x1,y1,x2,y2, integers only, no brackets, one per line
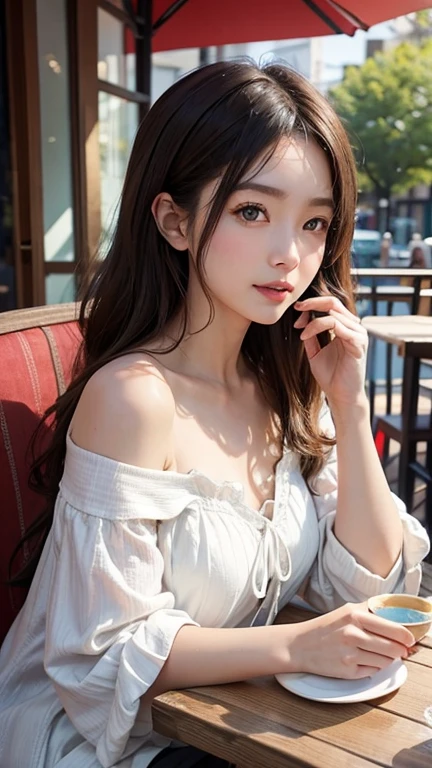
304,218,328,232
236,204,266,222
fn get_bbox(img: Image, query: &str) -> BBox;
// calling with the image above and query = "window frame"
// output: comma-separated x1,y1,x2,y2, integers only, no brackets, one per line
3,0,151,308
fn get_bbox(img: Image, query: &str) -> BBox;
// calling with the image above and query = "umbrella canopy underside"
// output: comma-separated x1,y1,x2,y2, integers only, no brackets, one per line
151,0,432,51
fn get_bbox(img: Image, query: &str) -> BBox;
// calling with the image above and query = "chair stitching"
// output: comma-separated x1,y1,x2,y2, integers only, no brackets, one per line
0,399,29,604
17,332,43,415
41,326,66,395
0,401,26,542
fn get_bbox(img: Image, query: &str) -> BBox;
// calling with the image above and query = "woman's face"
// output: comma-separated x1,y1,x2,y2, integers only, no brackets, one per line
189,135,334,327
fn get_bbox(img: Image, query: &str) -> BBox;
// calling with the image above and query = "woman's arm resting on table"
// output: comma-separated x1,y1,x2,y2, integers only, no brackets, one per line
143,600,415,707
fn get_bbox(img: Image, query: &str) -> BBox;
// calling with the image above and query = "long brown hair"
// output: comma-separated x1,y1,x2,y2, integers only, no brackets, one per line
12,60,357,586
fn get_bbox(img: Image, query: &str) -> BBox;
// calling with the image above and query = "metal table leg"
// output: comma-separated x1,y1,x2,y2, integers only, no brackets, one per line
399,355,420,511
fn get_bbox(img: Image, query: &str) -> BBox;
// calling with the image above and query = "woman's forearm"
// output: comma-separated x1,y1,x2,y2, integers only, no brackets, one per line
329,396,403,577
140,602,414,714
139,623,292,713
143,623,290,700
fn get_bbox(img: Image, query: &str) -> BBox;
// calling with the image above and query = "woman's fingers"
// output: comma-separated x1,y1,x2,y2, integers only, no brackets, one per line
292,602,415,680
302,334,322,360
293,308,362,332
297,309,366,337
353,665,384,679
293,310,309,330
356,631,409,660
295,296,360,323
328,309,368,335
296,310,367,360
293,300,364,351
341,605,415,678
352,650,399,674
359,611,416,649
336,623,412,679
299,315,354,340
300,315,363,348
343,619,411,661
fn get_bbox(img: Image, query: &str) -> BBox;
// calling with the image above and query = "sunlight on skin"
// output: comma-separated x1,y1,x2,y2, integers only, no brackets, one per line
168,135,334,387
144,135,336,505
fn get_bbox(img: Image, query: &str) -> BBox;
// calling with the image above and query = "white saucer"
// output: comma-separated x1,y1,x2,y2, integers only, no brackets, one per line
275,659,407,704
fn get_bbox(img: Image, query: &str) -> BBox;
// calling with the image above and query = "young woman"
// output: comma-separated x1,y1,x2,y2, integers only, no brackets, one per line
0,60,429,768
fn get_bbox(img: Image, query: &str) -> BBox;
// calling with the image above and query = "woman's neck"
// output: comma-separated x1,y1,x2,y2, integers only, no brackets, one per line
155,303,251,389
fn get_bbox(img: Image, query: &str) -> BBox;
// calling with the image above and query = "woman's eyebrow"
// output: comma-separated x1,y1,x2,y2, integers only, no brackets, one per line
309,196,334,210
233,182,287,199
233,182,334,210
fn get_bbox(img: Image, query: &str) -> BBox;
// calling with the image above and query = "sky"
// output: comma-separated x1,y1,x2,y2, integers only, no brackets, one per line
243,18,400,89
320,20,395,86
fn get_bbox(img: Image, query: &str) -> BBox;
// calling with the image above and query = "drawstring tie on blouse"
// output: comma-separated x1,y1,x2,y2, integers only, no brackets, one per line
250,522,292,627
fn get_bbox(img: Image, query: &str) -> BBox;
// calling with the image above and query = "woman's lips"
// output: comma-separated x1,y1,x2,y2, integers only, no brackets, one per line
254,285,293,302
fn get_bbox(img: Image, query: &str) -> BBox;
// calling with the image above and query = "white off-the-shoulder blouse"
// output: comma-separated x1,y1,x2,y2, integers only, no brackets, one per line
0,409,429,768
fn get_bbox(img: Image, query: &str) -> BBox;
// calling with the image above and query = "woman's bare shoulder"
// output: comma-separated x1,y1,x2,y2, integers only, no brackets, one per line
70,353,176,469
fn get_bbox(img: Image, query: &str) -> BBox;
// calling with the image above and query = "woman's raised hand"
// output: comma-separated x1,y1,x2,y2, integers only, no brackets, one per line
293,296,368,408
286,601,415,680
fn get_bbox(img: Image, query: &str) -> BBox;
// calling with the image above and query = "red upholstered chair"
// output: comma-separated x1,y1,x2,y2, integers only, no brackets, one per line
0,303,82,644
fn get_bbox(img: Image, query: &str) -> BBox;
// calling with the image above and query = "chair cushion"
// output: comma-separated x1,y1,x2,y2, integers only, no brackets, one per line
0,321,82,643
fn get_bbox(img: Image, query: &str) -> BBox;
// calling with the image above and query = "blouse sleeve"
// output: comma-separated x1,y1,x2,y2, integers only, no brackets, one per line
303,404,430,613
44,443,200,768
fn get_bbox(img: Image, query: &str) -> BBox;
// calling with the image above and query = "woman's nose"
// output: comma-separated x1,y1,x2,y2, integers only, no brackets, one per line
268,237,301,269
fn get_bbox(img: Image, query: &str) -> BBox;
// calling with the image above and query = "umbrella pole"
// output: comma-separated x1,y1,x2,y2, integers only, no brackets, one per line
200,48,210,65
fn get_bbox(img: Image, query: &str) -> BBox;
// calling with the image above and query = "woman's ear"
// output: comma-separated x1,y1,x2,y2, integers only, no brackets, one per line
151,193,189,251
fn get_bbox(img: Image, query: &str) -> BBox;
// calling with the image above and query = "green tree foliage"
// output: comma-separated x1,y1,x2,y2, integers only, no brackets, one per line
329,41,432,199
404,10,432,39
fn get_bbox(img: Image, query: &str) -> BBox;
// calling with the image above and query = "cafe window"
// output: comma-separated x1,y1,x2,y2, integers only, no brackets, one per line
98,6,136,90
37,0,77,303
3,0,151,308
97,1,149,240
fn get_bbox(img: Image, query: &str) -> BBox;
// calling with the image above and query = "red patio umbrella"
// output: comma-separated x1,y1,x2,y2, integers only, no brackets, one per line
150,0,431,51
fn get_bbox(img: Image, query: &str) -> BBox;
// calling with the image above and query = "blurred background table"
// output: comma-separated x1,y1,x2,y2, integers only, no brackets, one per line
362,315,432,529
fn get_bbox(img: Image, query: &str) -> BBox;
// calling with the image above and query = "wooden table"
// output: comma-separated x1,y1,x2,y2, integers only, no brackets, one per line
152,594,432,768
361,316,432,359
362,315,432,510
